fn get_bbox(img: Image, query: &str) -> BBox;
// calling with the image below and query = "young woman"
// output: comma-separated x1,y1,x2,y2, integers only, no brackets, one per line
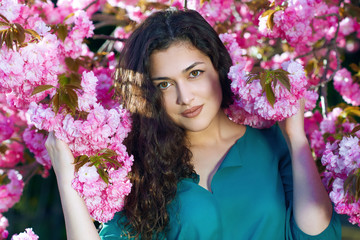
46,9,341,240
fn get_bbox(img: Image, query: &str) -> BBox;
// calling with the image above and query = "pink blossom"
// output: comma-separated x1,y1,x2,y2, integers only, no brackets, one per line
310,130,325,158
304,90,319,111
23,127,51,169
113,27,131,52
63,10,95,59
0,0,22,22
94,68,119,109
304,110,322,137
320,119,336,134
339,136,360,174
72,164,132,222
11,228,39,240
227,60,307,126
0,115,14,142
197,0,233,26
339,17,356,36
0,213,8,240
0,141,24,168
78,164,99,183
334,68,360,106
0,170,24,213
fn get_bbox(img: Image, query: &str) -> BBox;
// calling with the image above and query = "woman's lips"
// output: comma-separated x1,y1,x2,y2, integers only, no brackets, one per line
181,105,203,118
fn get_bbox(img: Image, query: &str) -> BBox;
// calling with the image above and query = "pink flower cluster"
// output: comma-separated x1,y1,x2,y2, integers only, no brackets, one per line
0,114,14,143
27,70,133,222
94,67,119,109
0,11,61,108
0,213,8,240
72,163,132,222
305,107,360,225
62,10,95,59
23,127,51,170
0,170,24,213
0,141,24,168
333,68,360,106
226,59,309,128
306,107,359,159
259,0,339,52
196,0,233,26
322,136,360,226
10,228,39,240
219,32,318,128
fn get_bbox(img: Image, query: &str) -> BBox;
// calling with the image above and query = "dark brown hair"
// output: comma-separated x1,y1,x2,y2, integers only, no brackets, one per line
115,9,233,239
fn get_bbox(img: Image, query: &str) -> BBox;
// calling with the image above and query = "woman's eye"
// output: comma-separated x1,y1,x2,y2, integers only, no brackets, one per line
189,70,203,78
157,81,171,89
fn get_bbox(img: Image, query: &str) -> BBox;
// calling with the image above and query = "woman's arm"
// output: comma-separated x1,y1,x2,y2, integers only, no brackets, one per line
46,132,101,240
279,100,333,235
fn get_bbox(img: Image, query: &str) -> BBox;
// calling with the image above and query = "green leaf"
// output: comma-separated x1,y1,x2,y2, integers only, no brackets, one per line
246,74,259,84
69,73,81,85
63,13,75,22
261,9,276,18
0,22,9,27
0,30,7,48
60,91,76,113
97,168,109,184
99,148,117,155
57,24,68,42
351,125,360,135
74,155,89,164
345,107,360,117
276,72,291,92
64,88,79,113
349,63,360,72
52,93,60,114
65,84,82,91
5,30,13,49
31,85,55,96
58,74,70,86
273,69,290,75
25,29,41,40
74,159,89,173
0,173,10,185
102,157,122,169
265,83,275,107
0,144,9,154
356,175,360,202
14,23,25,44
267,11,276,30
0,14,10,23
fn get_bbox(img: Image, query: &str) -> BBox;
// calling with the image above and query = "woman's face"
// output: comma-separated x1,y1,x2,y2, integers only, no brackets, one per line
149,41,223,133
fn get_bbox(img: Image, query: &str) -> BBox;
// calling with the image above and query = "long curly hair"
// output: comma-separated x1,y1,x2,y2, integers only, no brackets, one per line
115,9,233,239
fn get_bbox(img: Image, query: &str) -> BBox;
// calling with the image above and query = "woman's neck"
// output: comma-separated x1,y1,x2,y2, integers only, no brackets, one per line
186,109,243,148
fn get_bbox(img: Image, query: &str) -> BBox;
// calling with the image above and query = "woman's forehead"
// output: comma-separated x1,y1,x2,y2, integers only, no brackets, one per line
149,42,210,77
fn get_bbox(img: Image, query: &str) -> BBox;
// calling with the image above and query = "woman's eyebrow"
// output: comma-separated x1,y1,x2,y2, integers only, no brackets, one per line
182,62,205,73
151,61,205,81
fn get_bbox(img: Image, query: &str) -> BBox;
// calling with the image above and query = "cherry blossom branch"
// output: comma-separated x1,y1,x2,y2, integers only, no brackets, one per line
83,0,99,11
306,12,341,115
92,34,126,42
0,161,41,185
91,13,129,29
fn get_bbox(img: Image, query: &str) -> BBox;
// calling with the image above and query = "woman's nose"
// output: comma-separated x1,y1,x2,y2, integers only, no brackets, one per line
176,81,194,105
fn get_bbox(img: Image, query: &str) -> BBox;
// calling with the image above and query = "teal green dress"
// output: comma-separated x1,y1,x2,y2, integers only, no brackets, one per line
99,126,341,239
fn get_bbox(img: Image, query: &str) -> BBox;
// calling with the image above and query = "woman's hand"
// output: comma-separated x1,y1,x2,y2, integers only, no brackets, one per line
45,132,75,183
46,132,101,240
278,98,306,145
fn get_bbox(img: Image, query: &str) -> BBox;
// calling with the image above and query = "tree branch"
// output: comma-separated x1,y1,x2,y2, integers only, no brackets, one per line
92,34,126,42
